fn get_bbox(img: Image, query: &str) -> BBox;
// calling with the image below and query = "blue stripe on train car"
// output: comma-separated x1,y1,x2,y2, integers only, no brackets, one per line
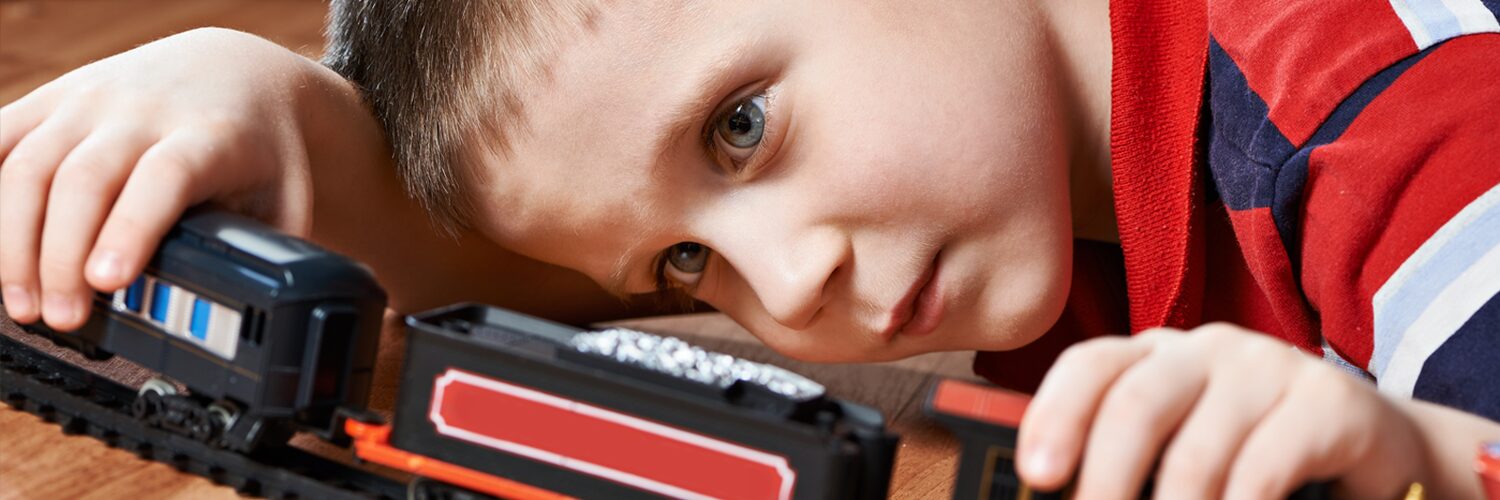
150,282,172,322
124,276,146,312
190,298,211,341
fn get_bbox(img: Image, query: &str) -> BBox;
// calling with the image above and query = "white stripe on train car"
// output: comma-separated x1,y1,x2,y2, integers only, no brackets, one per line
168,288,193,338
205,302,241,360
113,273,240,361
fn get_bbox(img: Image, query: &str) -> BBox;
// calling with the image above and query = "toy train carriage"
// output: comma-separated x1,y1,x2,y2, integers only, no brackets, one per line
8,211,386,452
347,304,899,499
926,379,1333,500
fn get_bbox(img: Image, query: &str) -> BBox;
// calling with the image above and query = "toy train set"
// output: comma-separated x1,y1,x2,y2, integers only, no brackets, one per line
0,211,1348,499
0,211,896,499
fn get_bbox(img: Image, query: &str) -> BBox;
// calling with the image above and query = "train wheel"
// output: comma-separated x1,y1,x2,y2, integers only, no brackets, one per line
187,407,214,442
206,402,239,448
130,390,161,423
132,378,177,425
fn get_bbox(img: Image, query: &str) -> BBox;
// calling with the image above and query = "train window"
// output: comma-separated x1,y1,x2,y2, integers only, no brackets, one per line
310,308,356,402
149,280,172,323
190,298,211,341
240,308,255,342
251,311,266,344
123,277,145,312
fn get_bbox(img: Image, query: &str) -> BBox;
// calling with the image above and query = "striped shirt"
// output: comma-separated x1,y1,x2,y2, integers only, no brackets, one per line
976,0,1500,421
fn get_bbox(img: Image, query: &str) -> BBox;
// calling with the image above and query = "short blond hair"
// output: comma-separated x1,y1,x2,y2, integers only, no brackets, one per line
323,0,596,233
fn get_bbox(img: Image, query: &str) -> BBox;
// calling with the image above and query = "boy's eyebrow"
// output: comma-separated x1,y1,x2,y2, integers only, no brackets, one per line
646,45,751,171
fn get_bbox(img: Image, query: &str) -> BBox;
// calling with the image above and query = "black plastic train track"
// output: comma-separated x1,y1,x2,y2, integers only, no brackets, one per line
0,332,406,499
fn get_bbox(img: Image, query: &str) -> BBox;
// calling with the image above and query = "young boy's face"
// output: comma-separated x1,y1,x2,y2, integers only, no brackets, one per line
471,0,1075,361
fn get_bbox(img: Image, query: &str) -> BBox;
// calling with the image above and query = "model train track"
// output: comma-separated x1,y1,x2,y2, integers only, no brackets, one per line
0,332,406,500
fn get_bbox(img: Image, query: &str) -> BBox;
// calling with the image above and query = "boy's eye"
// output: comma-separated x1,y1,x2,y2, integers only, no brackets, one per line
712,95,767,167
659,242,712,288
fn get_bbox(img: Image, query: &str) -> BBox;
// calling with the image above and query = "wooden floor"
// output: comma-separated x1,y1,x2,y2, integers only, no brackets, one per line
0,1,978,498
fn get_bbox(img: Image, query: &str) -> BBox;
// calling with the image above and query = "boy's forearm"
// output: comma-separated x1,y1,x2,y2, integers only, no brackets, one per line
289,57,455,310
1400,398,1500,498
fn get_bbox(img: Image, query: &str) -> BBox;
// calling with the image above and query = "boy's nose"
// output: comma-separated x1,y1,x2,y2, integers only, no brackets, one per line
726,227,849,331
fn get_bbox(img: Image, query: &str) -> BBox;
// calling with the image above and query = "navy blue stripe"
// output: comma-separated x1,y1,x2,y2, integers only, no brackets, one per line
1413,292,1500,422
1205,38,1295,211
1273,45,1438,271
1485,0,1500,22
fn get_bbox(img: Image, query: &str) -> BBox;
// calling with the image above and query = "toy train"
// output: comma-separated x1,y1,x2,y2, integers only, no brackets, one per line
1,211,898,498
6,211,386,452
925,379,1333,500
350,304,897,499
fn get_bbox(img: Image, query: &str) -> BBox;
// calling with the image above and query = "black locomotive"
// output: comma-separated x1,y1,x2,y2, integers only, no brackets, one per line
4,211,386,452
347,304,897,499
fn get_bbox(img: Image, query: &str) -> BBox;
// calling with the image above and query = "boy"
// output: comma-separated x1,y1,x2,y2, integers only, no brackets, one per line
1,0,1497,497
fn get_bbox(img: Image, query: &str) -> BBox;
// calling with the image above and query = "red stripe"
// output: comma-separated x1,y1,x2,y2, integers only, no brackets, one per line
1222,208,1319,352
1200,205,1286,338
431,370,791,499
1209,0,1415,145
1299,35,1500,367
1110,0,1209,333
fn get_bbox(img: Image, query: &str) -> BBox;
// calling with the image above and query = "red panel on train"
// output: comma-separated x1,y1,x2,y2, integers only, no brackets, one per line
429,369,796,499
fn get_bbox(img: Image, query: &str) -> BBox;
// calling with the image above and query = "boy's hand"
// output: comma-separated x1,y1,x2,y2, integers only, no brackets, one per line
1016,323,1427,499
0,28,326,331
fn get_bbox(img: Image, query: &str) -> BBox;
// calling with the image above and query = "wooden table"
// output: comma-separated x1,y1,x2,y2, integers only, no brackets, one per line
0,2,977,497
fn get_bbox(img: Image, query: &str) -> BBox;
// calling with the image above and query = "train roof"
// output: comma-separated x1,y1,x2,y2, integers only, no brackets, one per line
175,211,386,303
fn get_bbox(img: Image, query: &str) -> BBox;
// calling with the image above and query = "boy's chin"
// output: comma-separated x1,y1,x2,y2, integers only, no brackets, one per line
956,291,1071,352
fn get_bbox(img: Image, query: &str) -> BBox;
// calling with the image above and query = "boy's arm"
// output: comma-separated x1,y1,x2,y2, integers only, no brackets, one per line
0,28,648,331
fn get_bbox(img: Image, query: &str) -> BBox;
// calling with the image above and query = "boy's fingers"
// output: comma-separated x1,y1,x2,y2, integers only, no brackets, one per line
38,126,153,330
1072,341,1207,500
91,129,223,293
1017,335,1161,490
0,115,89,323
1153,360,1290,500
0,101,52,163
1223,367,1372,500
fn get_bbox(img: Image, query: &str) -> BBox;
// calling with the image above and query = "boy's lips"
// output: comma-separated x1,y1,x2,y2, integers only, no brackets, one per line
882,252,946,341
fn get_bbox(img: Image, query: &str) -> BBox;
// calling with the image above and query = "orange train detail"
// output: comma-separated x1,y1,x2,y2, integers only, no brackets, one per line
344,419,573,500
928,379,1030,428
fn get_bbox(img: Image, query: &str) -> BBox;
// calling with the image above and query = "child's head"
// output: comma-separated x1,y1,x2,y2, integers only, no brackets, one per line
328,0,1086,362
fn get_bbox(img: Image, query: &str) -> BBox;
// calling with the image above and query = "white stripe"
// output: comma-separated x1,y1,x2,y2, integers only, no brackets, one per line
206,303,240,360
1389,0,1437,48
1388,0,1500,49
1378,243,1500,398
141,276,159,322
1321,340,1373,380
1439,0,1500,33
168,288,193,338
1371,183,1500,376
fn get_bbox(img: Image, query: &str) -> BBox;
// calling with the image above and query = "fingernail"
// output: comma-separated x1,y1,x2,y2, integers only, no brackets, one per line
44,291,78,326
90,251,124,283
3,285,33,318
1023,446,1062,482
